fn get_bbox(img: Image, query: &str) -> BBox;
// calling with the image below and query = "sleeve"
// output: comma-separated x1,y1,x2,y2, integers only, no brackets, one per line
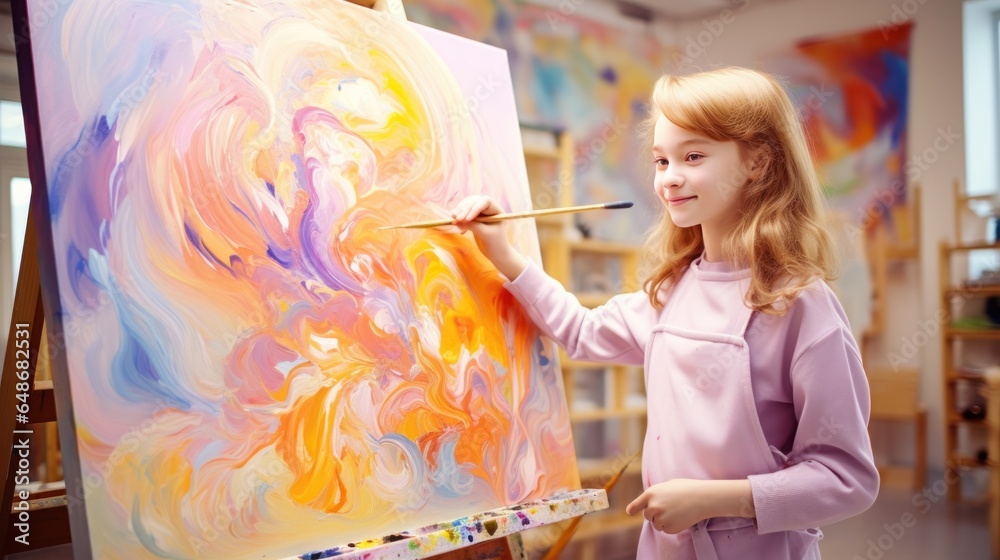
747,326,880,533
502,260,651,366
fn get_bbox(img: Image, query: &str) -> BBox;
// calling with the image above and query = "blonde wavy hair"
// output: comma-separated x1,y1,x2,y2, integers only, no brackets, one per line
642,67,838,314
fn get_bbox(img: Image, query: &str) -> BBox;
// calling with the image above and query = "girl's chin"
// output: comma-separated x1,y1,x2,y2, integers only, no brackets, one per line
666,211,699,229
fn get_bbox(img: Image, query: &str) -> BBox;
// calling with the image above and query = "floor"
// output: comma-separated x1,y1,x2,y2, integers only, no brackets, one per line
819,486,990,560
553,485,991,559
8,488,992,559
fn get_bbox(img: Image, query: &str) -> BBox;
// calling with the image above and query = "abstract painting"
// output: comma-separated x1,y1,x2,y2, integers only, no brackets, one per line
766,23,913,226
408,0,676,241
15,0,578,558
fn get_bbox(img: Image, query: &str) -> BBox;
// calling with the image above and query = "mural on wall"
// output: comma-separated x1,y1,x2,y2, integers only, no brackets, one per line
408,0,675,241
766,22,913,227
18,0,579,558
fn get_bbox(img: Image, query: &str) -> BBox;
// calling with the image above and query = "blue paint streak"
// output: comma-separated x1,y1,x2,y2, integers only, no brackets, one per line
879,52,909,147
266,245,293,268
95,116,111,144
183,222,233,274
111,328,191,410
431,439,473,499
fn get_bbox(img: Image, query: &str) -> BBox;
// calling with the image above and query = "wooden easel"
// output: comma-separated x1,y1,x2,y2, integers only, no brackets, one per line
0,209,71,558
0,0,586,558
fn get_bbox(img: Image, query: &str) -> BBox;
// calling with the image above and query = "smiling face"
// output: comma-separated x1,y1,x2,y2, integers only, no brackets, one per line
651,115,752,236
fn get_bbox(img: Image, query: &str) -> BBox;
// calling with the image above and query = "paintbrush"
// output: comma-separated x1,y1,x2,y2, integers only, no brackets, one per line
541,450,641,560
375,201,633,231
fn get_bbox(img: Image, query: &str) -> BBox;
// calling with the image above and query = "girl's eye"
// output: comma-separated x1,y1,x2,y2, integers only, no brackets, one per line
653,158,667,167
687,153,704,162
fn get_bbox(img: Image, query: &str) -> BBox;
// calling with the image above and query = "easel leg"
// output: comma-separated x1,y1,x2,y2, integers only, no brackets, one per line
433,535,524,560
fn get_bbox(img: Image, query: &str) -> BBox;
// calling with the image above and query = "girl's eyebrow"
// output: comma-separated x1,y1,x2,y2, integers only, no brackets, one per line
679,138,711,147
653,138,712,151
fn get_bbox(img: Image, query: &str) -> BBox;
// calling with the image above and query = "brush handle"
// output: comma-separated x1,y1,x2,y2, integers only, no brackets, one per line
378,201,633,230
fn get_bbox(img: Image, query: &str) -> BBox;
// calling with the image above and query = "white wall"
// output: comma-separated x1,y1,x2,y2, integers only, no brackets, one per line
673,0,967,472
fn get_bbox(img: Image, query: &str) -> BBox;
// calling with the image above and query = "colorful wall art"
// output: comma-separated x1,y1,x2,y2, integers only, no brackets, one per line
766,23,913,226
16,0,578,558
407,0,675,241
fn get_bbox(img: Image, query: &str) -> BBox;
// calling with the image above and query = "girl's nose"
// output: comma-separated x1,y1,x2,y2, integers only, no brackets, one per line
661,168,684,189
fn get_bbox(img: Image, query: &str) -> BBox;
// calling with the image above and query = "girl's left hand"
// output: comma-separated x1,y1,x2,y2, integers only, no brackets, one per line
624,479,708,534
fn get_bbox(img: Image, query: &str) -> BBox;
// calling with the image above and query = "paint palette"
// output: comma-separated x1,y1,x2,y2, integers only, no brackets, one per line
300,489,607,560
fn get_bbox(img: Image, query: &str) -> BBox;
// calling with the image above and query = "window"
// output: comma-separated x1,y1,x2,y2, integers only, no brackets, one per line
9,176,29,288
0,100,26,148
0,96,30,336
963,1,1000,278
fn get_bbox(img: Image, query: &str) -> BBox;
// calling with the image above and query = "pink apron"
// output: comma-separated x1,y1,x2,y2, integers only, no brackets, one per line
637,277,822,559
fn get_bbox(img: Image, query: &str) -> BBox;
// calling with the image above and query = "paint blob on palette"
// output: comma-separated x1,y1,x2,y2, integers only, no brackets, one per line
17,0,579,558
298,489,608,560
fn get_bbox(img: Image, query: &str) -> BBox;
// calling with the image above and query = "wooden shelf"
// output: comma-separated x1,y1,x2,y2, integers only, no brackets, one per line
570,406,646,423
945,285,1000,298
946,241,1000,252
940,181,1000,508
567,239,641,257
951,455,994,468
523,146,561,160
560,355,616,369
956,192,997,204
577,292,612,308
576,455,643,482
885,245,919,260
524,127,646,549
948,413,988,426
947,374,989,383
945,328,1000,340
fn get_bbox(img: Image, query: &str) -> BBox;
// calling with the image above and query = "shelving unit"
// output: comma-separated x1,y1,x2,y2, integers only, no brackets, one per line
860,186,927,490
518,125,646,558
982,369,1000,557
939,181,1000,502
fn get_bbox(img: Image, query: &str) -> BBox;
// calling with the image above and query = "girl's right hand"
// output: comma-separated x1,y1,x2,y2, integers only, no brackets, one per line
451,195,528,281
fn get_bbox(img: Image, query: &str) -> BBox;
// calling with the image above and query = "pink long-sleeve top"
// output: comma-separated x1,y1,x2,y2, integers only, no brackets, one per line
504,256,879,534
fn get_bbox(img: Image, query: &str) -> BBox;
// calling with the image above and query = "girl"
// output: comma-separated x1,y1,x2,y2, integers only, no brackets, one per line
450,67,879,559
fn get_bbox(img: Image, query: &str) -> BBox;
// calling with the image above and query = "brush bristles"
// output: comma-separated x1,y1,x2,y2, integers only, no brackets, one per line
604,201,634,209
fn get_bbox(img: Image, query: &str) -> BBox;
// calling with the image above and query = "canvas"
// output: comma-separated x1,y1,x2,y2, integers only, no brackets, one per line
15,0,578,558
